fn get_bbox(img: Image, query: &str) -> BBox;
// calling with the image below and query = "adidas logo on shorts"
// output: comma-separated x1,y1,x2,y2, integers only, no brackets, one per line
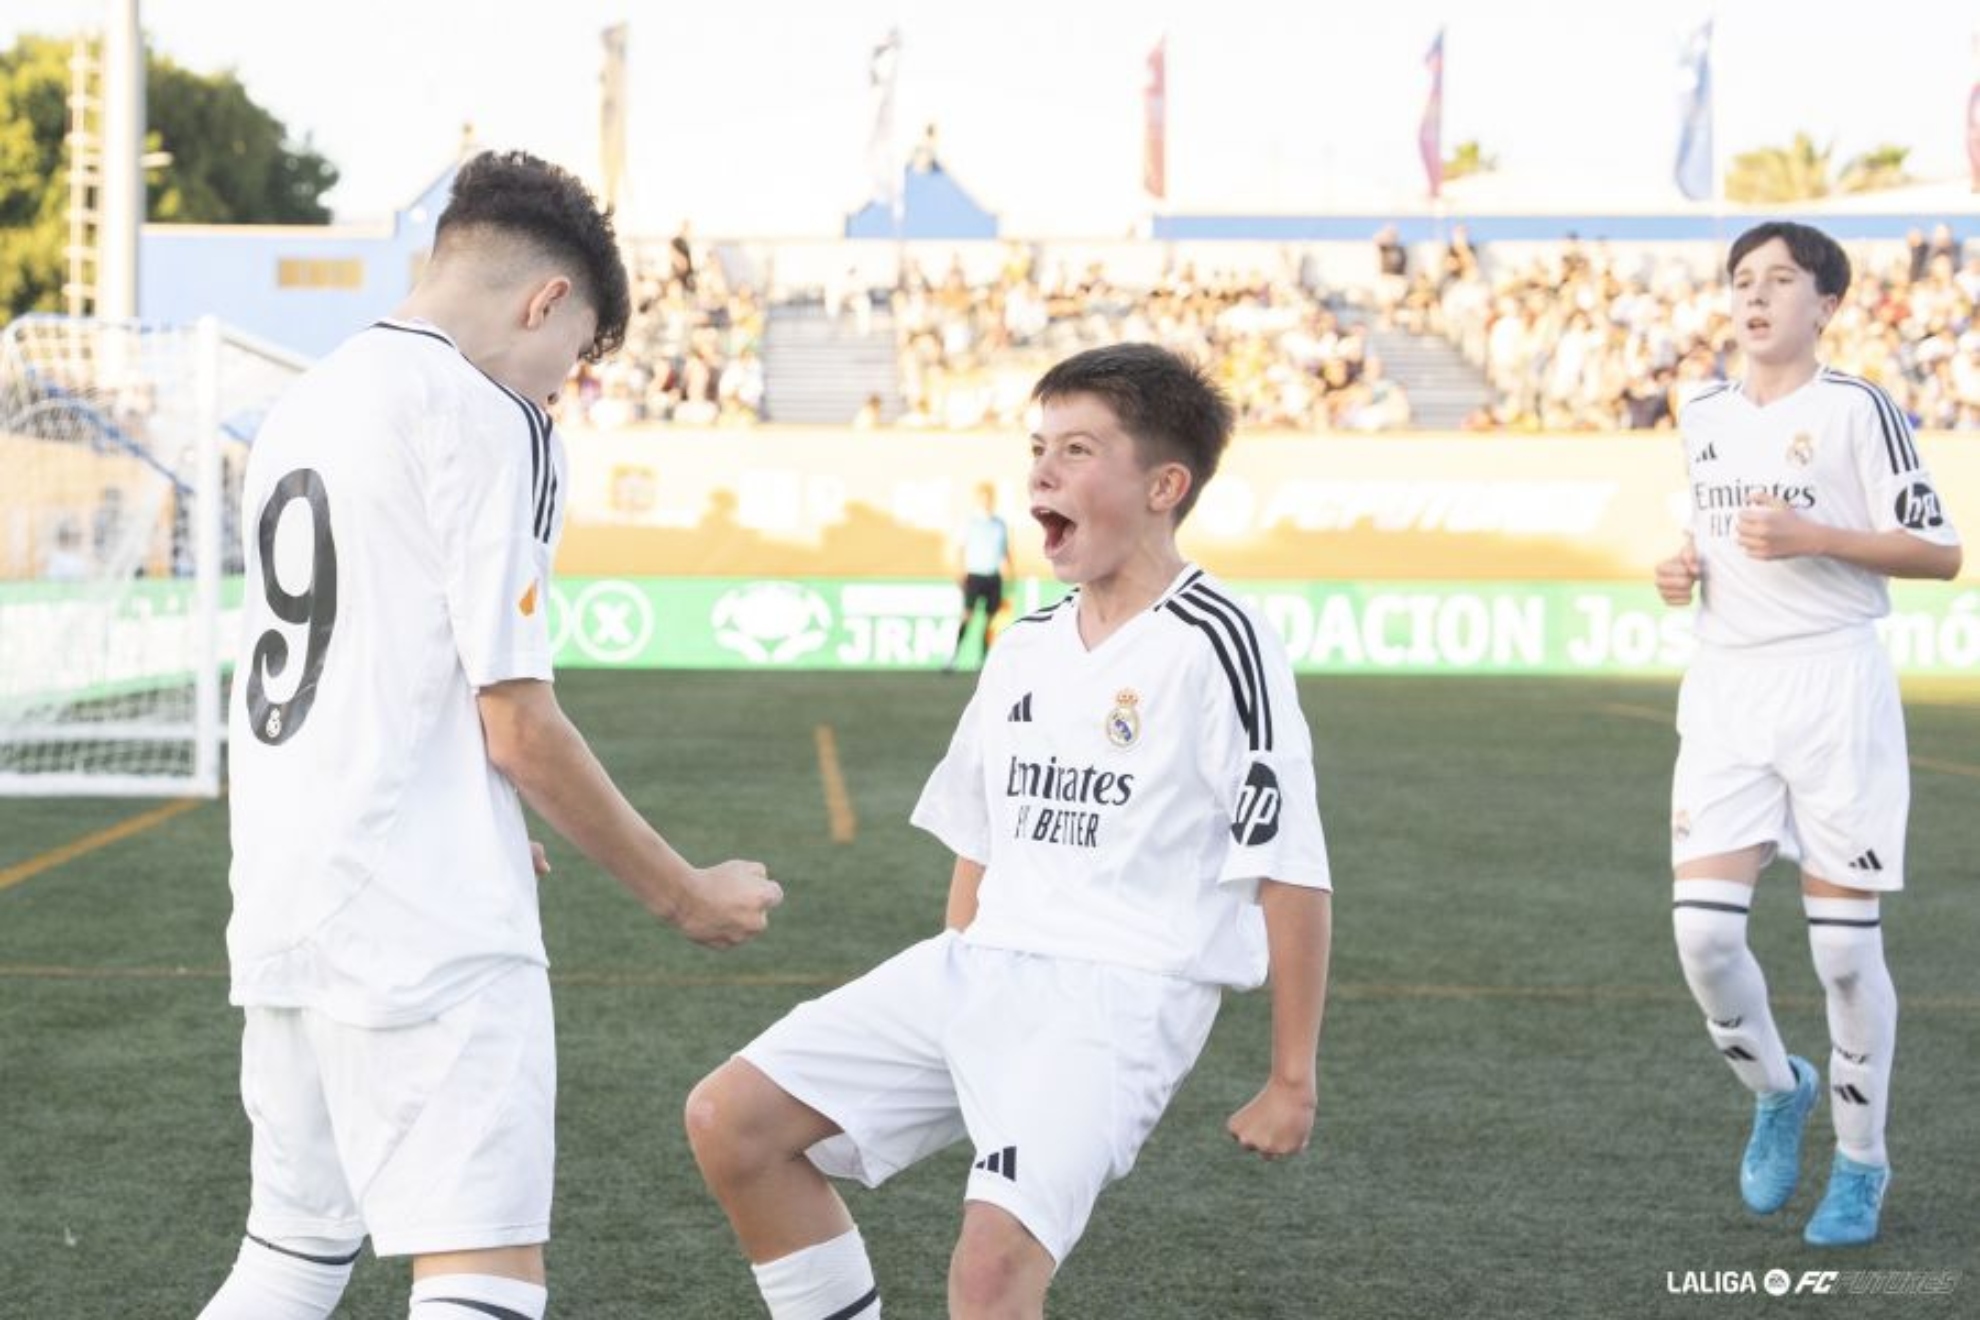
972,1145,1019,1181
1845,851,1884,873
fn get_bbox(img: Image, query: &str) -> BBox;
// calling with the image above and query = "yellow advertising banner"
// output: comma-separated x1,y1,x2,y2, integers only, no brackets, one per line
1,432,169,580
559,427,1980,582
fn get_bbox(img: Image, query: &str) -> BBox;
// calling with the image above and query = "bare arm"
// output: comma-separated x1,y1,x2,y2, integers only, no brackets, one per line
1737,498,1963,580
1655,535,1702,606
945,857,985,931
477,678,782,948
1228,881,1332,1160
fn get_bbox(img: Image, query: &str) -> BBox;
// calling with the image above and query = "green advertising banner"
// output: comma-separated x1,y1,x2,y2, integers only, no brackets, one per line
5,577,1975,701
0,578,246,703
542,576,1980,677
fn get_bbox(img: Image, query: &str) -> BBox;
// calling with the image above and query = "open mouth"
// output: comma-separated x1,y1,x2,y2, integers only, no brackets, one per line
1034,507,1075,556
1746,317,1771,334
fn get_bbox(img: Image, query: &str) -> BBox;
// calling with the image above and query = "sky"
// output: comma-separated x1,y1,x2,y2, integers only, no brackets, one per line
4,0,1976,236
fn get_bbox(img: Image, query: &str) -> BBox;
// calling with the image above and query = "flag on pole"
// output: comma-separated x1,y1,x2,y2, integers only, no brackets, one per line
1967,33,1980,192
599,23,628,213
1418,28,1445,201
1674,20,1714,201
867,27,902,217
1143,36,1167,201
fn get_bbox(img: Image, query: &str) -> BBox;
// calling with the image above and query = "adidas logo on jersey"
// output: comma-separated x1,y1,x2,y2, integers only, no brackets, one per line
972,1146,1018,1181
1845,850,1885,873
1008,693,1033,722
1692,442,1719,465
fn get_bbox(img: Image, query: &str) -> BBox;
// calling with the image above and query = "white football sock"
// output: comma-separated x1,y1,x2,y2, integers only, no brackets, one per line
196,1234,360,1320
1806,893,1896,1167
751,1228,882,1320
1672,879,1796,1095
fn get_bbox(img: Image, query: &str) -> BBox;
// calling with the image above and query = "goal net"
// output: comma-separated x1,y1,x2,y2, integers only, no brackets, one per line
0,315,309,796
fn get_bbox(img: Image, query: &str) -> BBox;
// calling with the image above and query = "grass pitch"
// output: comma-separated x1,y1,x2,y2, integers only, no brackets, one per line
3,671,1977,1318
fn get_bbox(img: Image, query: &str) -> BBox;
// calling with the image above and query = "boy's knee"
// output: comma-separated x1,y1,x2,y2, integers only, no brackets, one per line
683,1064,750,1171
949,1241,1022,1315
1673,915,1745,976
949,1208,1049,1317
683,1059,817,1186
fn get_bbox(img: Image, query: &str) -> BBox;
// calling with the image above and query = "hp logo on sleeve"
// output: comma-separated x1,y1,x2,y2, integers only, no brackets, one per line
1231,761,1282,845
1895,482,1944,531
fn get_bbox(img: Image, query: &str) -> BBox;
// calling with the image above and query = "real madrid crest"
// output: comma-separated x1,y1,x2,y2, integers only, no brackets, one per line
1786,432,1815,467
1105,688,1142,748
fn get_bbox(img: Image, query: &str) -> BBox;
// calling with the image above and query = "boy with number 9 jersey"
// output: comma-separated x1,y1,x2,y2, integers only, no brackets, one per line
205,151,782,1320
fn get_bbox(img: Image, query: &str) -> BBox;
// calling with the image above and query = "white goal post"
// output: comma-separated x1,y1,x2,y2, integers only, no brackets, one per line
0,314,310,796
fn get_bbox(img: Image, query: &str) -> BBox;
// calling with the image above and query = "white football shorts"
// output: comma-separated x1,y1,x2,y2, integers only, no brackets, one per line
739,930,1221,1265
238,963,555,1257
1671,630,1909,891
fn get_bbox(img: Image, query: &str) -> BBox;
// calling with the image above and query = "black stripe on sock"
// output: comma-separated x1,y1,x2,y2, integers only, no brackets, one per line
1806,916,1881,928
819,1285,882,1320
425,1299,534,1320
1672,899,1750,915
246,1233,362,1267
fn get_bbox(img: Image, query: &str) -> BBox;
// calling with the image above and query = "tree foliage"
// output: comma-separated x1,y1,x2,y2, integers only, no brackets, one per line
1835,143,1912,196
1442,140,1499,182
1,32,339,318
1726,132,1913,204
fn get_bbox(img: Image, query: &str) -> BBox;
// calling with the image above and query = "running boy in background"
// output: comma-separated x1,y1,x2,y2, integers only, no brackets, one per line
945,480,1016,671
686,343,1333,1318
1656,221,1962,1247
201,151,783,1320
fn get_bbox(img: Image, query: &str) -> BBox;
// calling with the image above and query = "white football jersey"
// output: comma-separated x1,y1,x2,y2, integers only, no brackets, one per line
226,319,565,1027
1680,369,1960,649
912,566,1331,990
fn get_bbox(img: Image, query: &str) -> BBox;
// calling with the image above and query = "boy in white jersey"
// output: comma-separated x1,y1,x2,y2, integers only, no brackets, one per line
200,152,784,1320
685,344,1333,1318
1655,221,1961,1247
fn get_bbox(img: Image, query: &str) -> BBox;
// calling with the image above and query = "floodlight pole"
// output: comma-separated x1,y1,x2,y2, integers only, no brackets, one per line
98,0,143,321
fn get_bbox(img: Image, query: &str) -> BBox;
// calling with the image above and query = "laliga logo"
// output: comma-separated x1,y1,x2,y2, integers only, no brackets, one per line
712,582,832,664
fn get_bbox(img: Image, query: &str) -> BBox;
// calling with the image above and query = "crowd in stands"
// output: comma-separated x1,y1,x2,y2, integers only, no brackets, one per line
882,246,1411,432
558,224,767,428
560,221,1978,434
1433,222,1980,433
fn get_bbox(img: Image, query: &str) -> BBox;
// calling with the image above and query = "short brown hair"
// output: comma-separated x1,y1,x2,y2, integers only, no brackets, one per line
1727,221,1851,299
1031,344,1234,523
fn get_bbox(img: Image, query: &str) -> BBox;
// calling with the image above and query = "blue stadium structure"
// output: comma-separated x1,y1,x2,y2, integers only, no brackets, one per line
139,164,456,359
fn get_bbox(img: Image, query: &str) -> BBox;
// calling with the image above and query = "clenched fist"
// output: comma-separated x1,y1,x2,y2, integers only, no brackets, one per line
1655,536,1702,606
674,860,785,949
